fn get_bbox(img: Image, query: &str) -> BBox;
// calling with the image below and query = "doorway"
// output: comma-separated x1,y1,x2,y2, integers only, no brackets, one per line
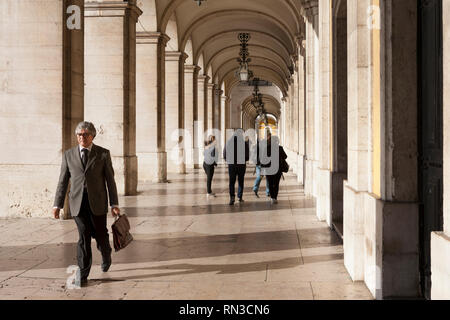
331,0,348,239
418,0,443,300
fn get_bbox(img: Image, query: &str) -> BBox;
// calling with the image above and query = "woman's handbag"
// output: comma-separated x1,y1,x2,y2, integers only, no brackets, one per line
112,214,133,252
280,157,290,173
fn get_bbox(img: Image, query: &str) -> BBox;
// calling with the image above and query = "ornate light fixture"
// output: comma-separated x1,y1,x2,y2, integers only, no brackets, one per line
250,78,265,116
235,33,253,82
194,0,206,6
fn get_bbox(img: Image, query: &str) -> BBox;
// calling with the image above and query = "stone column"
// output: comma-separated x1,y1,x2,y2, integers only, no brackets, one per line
225,96,232,142
64,0,85,152
292,65,300,175
84,0,141,195
214,88,222,131
284,93,291,149
297,34,306,185
343,0,370,283
221,94,227,157
184,65,199,170
0,0,78,217
431,0,450,300
196,75,208,165
192,66,201,168
136,32,169,182
317,0,332,225
165,51,187,174
207,83,215,132
62,0,85,219
304,0,319,196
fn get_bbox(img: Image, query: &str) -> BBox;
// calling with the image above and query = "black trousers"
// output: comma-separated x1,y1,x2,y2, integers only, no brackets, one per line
267,172,283,200
228,165,246,199
203,162,215,194
73,192,112,279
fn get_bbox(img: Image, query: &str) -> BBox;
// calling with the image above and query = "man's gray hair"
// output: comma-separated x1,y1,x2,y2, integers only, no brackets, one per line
75,121,97,138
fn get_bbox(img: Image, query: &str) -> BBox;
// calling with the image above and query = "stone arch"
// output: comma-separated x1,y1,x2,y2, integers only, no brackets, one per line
185,38,194,65
165,13,178,51
137,0,157,32
198,53,205,75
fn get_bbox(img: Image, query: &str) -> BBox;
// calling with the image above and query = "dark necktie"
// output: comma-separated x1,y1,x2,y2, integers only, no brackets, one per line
81,148,89,169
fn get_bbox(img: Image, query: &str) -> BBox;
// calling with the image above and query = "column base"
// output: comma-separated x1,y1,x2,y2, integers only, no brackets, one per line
316,168,331,225
431,232,450,299
344,182,420,299
297,154,305,185
304,158,316,196
111,155,137,196
157,152,168,183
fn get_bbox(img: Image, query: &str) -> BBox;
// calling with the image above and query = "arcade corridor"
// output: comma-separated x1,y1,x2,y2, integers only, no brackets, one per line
0,167,372,300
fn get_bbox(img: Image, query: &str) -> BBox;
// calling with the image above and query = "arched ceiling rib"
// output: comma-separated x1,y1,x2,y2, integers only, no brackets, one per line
222,69,288,98
159,0,300,37
152,0,305,95
179,10,296,53
206,45,291,82
213,56,290,83
195,30,291,65
242,95,282,120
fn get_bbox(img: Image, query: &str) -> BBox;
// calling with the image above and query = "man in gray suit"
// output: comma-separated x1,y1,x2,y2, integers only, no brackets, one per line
52,121,120,286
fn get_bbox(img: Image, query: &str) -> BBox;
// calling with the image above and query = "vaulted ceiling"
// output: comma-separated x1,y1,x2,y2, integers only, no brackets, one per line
137,0,306,97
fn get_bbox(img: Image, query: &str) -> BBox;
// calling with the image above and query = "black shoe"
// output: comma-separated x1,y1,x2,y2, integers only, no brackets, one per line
101,256,112,272
229,198,235,205
254,190,260,198
238,198,244,203
80,278,88,287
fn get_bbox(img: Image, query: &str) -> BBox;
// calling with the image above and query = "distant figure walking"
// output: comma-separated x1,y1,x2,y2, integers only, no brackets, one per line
252,133,271,198
203,135,218,198
223,130,249,205
261,135,288,204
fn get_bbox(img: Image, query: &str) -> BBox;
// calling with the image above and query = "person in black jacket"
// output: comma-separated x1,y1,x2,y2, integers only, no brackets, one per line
261,135,287,204
203,135,218,198
223,130,249,205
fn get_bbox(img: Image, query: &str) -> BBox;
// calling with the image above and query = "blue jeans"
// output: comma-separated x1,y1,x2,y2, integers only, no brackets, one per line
253,165,270,196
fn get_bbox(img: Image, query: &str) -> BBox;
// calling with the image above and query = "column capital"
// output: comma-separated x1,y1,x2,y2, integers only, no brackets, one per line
207,82,215,90
199,74,211,83
185,64,201,74
215,88,223,96
85,0,143,19
295,32,306,45
166,51,188,62
303,0,319,16
137,32,170,46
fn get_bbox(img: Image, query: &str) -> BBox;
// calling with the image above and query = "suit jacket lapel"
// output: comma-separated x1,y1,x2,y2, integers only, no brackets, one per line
73,146,84,171
85,144,97,172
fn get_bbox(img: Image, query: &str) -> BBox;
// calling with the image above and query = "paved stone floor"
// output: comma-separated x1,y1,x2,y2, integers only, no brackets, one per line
0,166,373,300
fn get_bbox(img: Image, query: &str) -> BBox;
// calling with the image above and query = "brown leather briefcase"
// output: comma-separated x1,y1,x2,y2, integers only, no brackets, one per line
112,214,133,252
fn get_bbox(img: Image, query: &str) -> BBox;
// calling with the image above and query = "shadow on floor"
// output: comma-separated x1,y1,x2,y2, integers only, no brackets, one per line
0,228,342,272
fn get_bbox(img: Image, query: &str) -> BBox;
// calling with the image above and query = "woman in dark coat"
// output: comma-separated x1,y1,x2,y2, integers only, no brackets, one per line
262,135,287,204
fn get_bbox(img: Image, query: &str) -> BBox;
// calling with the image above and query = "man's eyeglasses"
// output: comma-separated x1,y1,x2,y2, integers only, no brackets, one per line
76,133,91,138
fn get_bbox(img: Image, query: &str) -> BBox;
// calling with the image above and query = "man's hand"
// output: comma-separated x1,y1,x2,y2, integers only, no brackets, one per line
111,207,120,218
52,208,60,219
